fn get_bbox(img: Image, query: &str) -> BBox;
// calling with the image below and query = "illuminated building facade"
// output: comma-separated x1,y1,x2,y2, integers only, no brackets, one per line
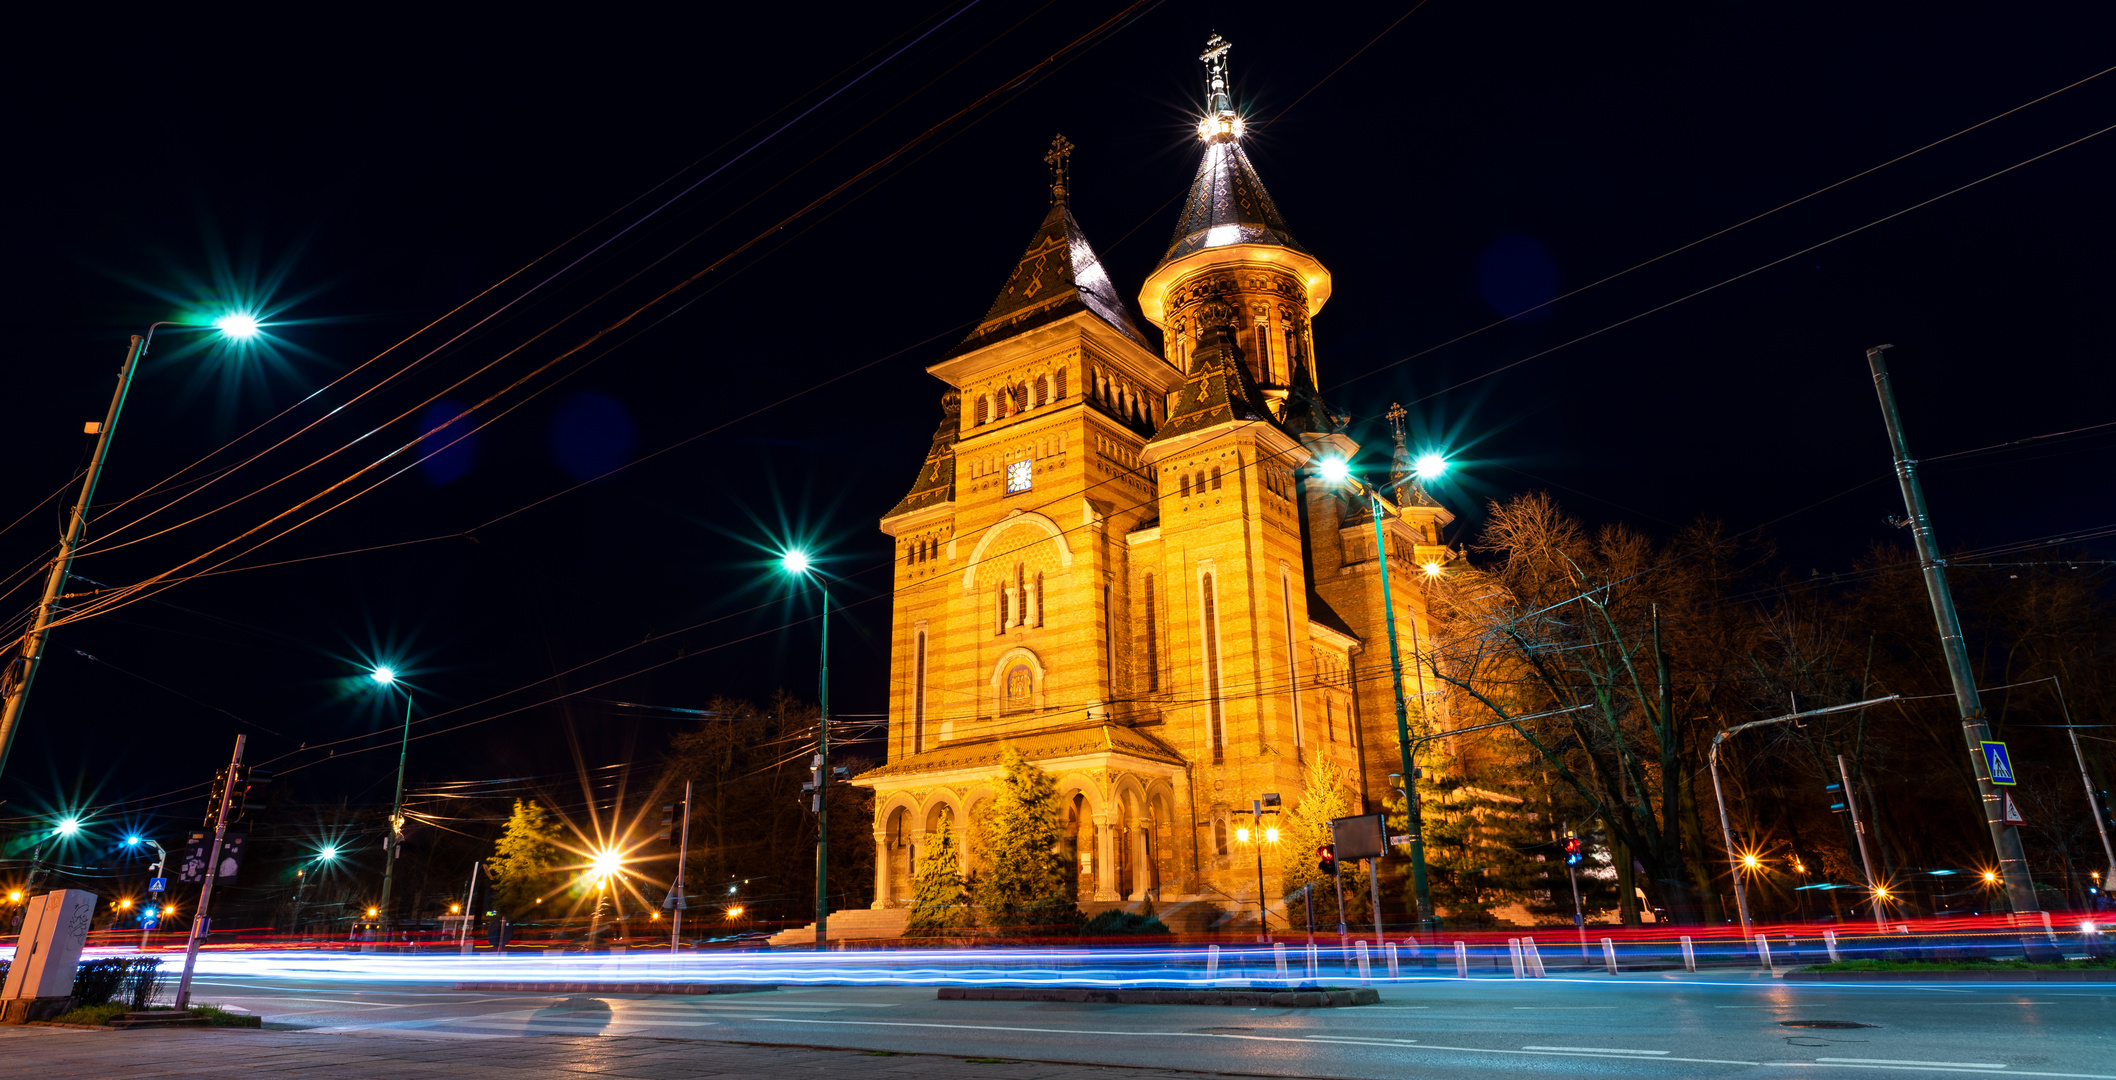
850,37,1454,930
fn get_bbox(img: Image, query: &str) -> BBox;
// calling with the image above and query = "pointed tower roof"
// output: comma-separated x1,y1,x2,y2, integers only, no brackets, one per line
941,135,1153,361
1138,36,1330,328
1149,296,1278,443
884,390,961,521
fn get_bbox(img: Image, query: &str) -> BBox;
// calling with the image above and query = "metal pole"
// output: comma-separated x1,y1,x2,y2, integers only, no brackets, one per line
458,861,479,953
377,690,413,945
2050,681,2116,891
1708,737,1754,938
672,779,692,952
0,334,148,780
1867,345,2037,915
1567,859,1587,958
1839,754,1886,930
139,840,166,953
1368,857,1384,945
815,584,831,952
1252,799,1268,941
1367,490,1431,927
175,734,244,1009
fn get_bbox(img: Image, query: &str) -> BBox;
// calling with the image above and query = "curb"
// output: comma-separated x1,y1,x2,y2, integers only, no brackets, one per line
453,983,777,994
1783,968,2116,982
938,987,1381,1007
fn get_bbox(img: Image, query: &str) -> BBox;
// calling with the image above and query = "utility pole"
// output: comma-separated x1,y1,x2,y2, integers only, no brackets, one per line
376,687,413,946
2051,680,2116,894
1867,345,2039,916
815,584,831,952
670,779,692,952
457,862,480,953
176,735,243,1009
0,334,147,781
1839,754,1887,930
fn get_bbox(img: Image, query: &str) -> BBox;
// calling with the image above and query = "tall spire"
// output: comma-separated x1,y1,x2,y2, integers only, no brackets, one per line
940,136,1151,360
1151,34,1308,273
1386,403,1412,492
1200,32,1233,118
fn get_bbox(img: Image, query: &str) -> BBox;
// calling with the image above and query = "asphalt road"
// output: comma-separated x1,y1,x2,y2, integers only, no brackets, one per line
172,970,2113,1079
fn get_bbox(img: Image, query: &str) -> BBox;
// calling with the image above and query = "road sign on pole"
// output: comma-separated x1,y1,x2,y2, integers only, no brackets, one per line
1982,741,2017,785
2003,792,2027,825
147,878,166,894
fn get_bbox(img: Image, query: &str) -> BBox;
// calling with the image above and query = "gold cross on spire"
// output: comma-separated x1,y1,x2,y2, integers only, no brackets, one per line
1045,133,1073,206
1200,33,1232,114
1386,402,1408,446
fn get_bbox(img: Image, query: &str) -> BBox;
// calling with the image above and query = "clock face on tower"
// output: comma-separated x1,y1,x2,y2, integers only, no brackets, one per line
1006,459,1033,494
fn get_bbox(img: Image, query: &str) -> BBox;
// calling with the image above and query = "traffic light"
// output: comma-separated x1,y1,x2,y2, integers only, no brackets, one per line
1825,780,1850,814
230,766,272,820
660,805,677,849
203,768,230,824
1563,833,1584,866
1318,843,1336,876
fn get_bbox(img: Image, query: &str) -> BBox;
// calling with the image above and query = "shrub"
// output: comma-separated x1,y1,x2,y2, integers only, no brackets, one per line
1084,908,1171,936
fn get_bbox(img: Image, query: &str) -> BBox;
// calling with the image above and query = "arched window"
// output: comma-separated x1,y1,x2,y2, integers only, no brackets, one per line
1202,571,1224,763
1014,564,1027,627
1180,474,1192,498
1034,376,1048,407
1054,367,1067,400
1034,572,1045,628
996,584,1007,635
1213,815,1228,857
913,629,928,755
1210,466,1223,490
1142,573,1159,694
975,395,989,426
1281,567,1303,759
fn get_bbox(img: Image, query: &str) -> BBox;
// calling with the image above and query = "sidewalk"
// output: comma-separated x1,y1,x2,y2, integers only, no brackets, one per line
0,1027,1287,1080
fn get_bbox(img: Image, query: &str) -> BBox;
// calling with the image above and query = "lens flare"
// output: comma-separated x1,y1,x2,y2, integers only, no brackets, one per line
1414,453,1448,480
780,551,813,575
214,312,261,339
1317,458,1350,484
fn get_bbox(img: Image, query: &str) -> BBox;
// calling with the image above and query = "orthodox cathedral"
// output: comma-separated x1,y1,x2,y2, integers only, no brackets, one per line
846,36,1454,932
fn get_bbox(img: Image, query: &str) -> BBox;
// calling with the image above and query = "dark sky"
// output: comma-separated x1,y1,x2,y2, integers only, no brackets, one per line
6,3,2113,831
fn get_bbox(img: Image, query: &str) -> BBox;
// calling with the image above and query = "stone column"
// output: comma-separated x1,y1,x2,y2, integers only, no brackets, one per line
871,832,891,909
1129,827,1152,901
1093,817,1118,902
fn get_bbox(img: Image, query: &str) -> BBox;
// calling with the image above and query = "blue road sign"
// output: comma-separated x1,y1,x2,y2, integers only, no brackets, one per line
147,877,167,893
1981,741,2018,786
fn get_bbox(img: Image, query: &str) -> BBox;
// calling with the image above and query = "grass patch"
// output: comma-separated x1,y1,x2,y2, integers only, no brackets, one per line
1811,956,2116,972
52,1002,130,1026
191,1004,262,1027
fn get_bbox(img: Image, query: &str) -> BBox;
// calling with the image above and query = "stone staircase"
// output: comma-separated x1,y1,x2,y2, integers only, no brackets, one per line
765,906,911,947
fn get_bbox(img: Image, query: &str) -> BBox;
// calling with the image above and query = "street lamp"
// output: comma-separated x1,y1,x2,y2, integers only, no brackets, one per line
0,316,263,781
368,664,415,947
779,549,833,952
1319,445,1448,929
55,817,80,837
1234,796,1281,942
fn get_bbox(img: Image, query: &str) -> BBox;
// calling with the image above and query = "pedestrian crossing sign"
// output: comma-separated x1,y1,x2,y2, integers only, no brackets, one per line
1981,741,2017,786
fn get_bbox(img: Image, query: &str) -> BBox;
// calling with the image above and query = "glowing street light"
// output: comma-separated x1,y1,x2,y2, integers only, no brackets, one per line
126,835,142,847
370,666,396,685
1316,457,1350,485
1413,453,1448,481
778,546,833,952
213,313,261,339
0,313,275,781
318,846,338,862
55,817,80,837
367,664,416,942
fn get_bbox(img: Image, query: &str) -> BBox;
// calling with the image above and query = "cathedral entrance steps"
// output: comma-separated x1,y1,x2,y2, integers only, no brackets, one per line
766,906,911,948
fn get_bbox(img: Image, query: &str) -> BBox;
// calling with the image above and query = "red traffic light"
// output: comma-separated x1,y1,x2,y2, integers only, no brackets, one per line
1317,843,1336,875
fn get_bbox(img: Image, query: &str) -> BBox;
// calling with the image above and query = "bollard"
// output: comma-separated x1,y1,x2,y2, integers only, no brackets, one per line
1274,942,1289,978
1206,944,1220,982
1386,941,1400,979
1600,937,1619,976
1523,937,1547,978
1823,928,1840,964
1756,934,1774,972
1454,941,1469,979
1355,940,1372,984
1679,935,1697,973
1785,934,1797,963
1507,938,1526,979
1306,942,1321,979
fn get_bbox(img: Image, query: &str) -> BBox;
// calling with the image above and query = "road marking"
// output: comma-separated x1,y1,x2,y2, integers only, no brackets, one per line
1763,1065,2116,1079
1306,1036,1419,1045
748,1018,1764,1066
1819,1060,2006,1069
1512,1006,1618,1010
1523,1046,1670,1055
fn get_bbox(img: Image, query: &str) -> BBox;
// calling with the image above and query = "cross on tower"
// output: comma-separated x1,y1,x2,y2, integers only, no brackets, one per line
1200,33,1232,114
1045,134,1073,206
1386,403,1408,446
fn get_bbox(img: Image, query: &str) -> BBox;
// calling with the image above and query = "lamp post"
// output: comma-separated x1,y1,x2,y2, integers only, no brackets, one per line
369,666,414,947
1319,449,1447,929
127,835,168,952
0,315,262,781
780,550,833,952
1234,795,1281,942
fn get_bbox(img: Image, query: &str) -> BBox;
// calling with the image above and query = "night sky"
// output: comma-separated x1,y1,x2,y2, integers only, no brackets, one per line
6,3,2113,827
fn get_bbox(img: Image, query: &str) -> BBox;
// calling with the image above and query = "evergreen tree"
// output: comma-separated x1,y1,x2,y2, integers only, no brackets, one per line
1282,756,1371,930
904,813,969,937
487,799,561,916
970,748,1081,934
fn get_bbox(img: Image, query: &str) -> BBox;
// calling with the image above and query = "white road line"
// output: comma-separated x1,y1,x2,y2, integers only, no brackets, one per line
1511,1006,1618,1010
1820,1060,2006,1069
1765,1065,2116,1079
748,1018,1763,1067
1523,1046,1671,1055
1306,1036,1419,1044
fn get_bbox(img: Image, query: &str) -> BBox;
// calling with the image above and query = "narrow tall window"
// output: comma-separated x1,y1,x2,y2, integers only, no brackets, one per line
1142,574,1160,694
996,584,1007,635
1034,376,1048,407
1281,568,1303,759
1202,572,1224,763
913,630,928,754
1054,367,1067,399
1210,466,1223,490
1034,572,1045,628
975,395,989,426
1103,583,1116,699
1181,474,1192,498
1014,564,1027,627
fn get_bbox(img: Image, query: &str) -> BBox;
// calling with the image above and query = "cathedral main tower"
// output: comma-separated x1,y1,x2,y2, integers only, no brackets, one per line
846,35,1454,936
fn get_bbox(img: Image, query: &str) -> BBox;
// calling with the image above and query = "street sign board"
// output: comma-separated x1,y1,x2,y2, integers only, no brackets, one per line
147,877,167,893
1330,813,1387,860
2003,792,2027,825
1981,741,2017,785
